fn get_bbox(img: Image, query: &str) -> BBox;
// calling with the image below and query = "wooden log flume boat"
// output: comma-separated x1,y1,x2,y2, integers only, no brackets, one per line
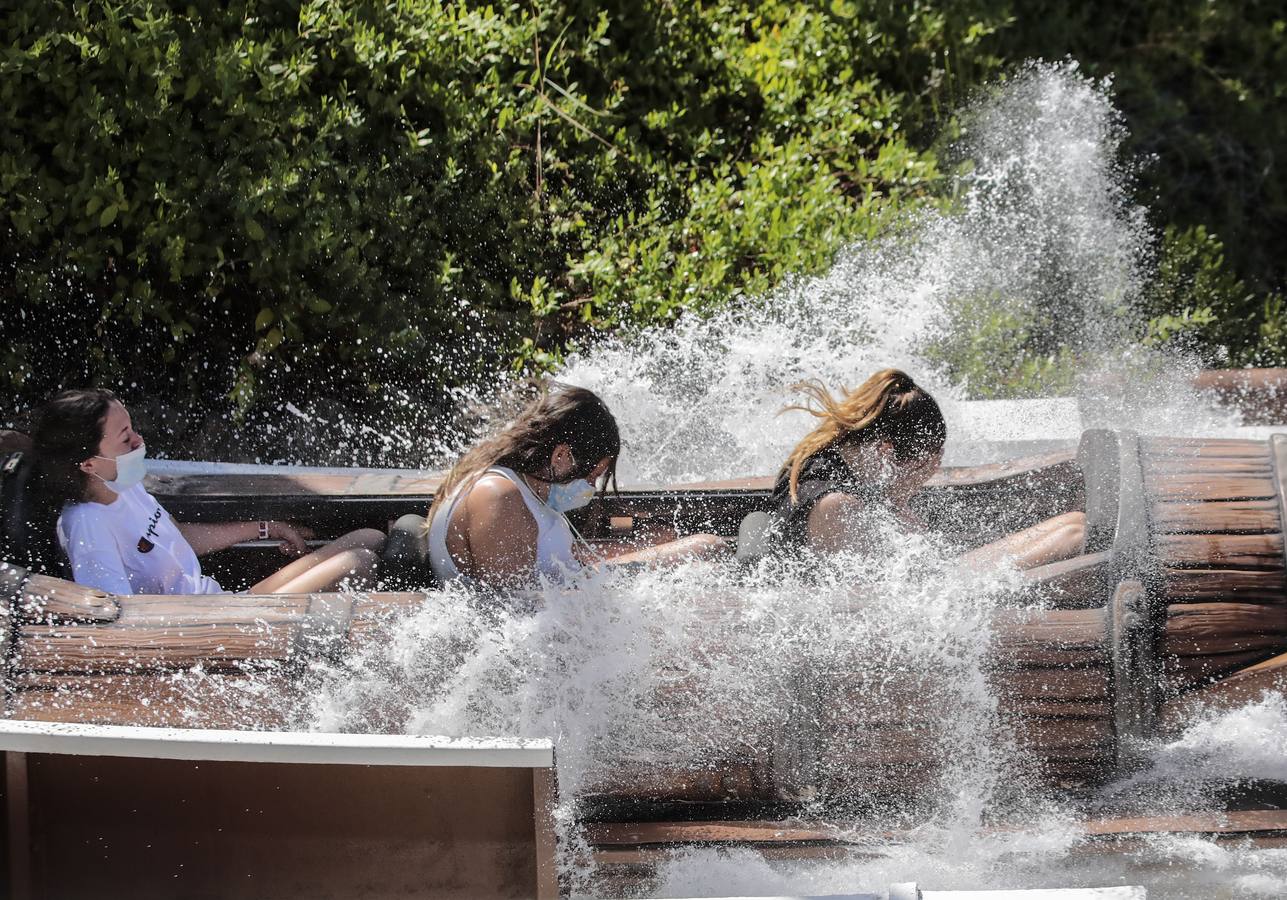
2,428,1287,819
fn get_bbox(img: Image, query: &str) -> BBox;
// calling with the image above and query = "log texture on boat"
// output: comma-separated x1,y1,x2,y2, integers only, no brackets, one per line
1191,367,1287,424
1136,433,1287,720
4,430,1287,813
9,672,294,729
1023,551,1114,609
583,808,1287,880
1157,651,1287,729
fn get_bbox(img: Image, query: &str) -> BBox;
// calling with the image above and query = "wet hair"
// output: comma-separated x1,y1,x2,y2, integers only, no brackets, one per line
31,388,121,508
779,369,946,503
429,383,621,516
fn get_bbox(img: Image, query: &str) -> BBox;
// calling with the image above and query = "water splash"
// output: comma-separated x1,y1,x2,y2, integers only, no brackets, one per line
296,61,1287,899
1145,695,1287,785
553,61,1230,486
641,699,1287,899
178,63,1242,477
306,517,1032,894
648,688,1287,899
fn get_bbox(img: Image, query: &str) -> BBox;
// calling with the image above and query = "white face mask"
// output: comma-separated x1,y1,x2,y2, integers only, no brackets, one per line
93,443,148,494
546,477,596,513
543,451,598,513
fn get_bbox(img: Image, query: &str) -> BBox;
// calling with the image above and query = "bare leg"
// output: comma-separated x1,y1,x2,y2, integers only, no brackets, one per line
251,528,385,593
603,533,731,568
961,511,1087,571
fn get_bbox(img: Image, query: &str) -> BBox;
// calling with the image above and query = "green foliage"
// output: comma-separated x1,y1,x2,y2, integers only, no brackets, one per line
919,294,1080,399
2,0,1285,430
0,0,1009,423
1141,225,1287,365
992,0,1287,302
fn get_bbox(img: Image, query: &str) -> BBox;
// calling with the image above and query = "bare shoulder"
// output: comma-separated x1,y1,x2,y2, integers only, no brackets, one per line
806,490,872,554
810,491,867,518
462,474,534,526
466,472,524,502
458,473,539,585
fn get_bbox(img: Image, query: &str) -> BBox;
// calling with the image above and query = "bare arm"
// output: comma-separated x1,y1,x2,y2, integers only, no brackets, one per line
176,520,312,557
602,533,730,567
806,491,873,554
458,479,540,589
960,511,1087,571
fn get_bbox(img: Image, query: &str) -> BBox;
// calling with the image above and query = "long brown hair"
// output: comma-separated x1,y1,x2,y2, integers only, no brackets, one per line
780,369,946,502
31,388,121,508
429,383,621,516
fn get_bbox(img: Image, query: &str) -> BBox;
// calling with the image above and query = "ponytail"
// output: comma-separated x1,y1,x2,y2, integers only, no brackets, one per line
779,369,946,503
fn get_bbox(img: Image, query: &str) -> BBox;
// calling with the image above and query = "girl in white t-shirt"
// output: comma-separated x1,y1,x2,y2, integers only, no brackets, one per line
32,389,384,596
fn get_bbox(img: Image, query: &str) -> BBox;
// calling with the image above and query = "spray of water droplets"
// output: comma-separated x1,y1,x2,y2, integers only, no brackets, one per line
292,61,1287,897
306,516,1036,896
553,61,1234,486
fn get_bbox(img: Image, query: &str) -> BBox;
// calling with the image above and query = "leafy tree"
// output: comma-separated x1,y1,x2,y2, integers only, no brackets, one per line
2,0,1284,448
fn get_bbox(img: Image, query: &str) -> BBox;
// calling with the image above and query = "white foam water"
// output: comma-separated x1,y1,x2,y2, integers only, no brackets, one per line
543,62,1255,490
641,699,1287,899
307,517,1037,896
302,61,1287,898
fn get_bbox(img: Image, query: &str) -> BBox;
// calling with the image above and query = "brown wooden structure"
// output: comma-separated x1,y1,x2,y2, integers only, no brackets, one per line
0,721,558,900
2,429,1287,881
584,809,1287,895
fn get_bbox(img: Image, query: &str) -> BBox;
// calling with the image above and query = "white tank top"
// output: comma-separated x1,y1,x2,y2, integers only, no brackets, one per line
427,466,580,584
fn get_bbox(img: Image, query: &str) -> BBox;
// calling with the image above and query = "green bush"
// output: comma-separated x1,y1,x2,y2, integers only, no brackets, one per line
2,1,569,414
2,0,1012,429
3,0,1285,439
1141,225,1287,365
992,0,1287,305
918,293,1081,399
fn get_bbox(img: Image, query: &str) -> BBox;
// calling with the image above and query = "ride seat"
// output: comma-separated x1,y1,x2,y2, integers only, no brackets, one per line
0,430,67,577
735,509,780,565
381,512,437,589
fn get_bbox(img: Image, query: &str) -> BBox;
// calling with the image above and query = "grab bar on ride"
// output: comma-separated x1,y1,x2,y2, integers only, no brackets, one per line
231,539,330,550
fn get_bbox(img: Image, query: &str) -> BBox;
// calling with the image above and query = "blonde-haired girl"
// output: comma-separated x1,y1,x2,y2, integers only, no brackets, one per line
772,369,1084,566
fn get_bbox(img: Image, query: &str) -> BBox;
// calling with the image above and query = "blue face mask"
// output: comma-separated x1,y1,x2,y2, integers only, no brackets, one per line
546,477,596,513
544,452,598,513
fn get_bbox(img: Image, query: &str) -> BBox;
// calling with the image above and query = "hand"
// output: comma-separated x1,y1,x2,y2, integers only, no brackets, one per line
267,521,313,557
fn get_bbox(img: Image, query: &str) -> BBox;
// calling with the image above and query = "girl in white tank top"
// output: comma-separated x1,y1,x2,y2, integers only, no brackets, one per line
428,466,580,583
424,383,727,589
424,385,620,588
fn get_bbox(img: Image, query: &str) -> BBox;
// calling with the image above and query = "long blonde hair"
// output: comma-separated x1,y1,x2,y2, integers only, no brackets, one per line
780,369,946,502
429,383,620,517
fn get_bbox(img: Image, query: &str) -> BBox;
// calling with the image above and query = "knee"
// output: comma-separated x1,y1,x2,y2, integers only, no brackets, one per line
346,528,387,553
688,533,731,558
1050,511,1086,550
391,514,427,536
1055,511,1086,537
385,515,427,561
345,547,379,575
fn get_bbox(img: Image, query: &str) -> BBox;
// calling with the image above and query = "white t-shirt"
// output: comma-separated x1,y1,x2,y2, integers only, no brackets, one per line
57,484,224,595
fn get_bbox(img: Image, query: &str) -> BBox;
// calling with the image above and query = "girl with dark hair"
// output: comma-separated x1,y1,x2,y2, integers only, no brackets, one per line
32,389,384,595
772,369,1085,566
427,383,726,588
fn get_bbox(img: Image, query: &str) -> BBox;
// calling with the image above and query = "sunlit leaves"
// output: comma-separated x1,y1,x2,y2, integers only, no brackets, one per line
6,0,1280,422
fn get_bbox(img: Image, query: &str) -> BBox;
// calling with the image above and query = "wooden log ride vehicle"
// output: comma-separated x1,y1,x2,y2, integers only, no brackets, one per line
2,427,1287,825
